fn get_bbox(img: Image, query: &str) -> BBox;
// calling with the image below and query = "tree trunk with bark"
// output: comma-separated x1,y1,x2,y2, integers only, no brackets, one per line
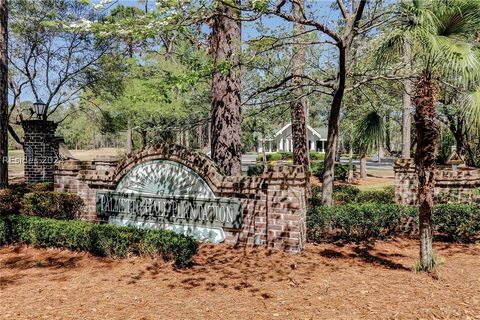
414,72,440,272
290,0,309,168
360,152,367,178
402,37,412,159
322,47,347,206
210,1,242,176
0,0,8,189
141,130,147,148
385,112,392,154
126,121,133,155
347,146,354,183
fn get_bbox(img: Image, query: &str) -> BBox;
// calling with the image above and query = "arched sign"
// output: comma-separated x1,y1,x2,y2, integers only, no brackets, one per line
96,160,242,242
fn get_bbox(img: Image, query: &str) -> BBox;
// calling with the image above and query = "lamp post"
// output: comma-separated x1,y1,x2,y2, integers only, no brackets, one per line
33,99,47,119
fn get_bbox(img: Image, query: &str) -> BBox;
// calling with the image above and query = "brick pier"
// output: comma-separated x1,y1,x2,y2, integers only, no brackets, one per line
22,120,58,183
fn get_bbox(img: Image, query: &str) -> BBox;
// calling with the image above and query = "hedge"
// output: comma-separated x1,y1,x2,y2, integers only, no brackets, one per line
353,186,395,204
247,164,265,176
0,183,55,216
21,191,84,219
308,203,480,242
0,215,198,268
310,185,395,206
309,151,325,161
311,162,355,181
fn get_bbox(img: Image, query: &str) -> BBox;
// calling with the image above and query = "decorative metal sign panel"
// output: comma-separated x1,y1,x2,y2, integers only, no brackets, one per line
96,160,242,242
115,160,215,197
96,192,242,229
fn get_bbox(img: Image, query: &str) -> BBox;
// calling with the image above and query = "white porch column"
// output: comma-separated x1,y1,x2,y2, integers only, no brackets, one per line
321,140,325,152
268,140,272,153
310,140,315,151
279,138,283,151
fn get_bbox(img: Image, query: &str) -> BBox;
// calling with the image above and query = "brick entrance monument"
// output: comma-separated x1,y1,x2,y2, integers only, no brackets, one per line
54,144,308,252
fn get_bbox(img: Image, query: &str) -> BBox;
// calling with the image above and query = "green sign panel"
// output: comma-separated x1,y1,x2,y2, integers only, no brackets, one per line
95,160,242,242
96,191,242,229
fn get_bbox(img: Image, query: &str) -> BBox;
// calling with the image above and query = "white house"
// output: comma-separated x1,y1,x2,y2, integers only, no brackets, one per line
258,123,328,153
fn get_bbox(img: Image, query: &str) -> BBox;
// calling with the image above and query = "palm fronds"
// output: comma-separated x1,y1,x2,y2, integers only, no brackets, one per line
355,111,385,153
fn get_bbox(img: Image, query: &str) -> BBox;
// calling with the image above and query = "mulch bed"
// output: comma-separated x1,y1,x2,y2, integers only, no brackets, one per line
1,239,479,319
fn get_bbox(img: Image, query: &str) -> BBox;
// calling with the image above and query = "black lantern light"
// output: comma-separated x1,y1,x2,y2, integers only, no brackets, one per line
33,99,47,119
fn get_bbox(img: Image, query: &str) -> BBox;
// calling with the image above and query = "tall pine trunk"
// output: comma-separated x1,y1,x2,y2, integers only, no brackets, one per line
290,0,309,168
210,1,242,176
0,0,8,189
414,72,439,272
402,37,412,159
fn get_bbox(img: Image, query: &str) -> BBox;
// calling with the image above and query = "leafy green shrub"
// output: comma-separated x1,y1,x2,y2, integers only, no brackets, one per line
434,204,480,242
310,185,361,206
0,217,7,245
21,191,84,219
308,203,479,242
311,162,355,181
0,183,55,216
266,153,282,161
247,164,265,176
311,185,395,205
278,151,293,160
0,189,21,216
354,186,395,204
308,203,416,242
28,182,54,192
309,151,325,161
332,185,361,204
0,215,198,268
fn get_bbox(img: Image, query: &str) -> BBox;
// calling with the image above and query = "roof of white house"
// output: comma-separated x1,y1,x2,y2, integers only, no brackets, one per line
274,123,327,140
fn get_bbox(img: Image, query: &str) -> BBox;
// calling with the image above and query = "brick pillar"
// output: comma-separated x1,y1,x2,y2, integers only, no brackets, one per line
22,120,58,183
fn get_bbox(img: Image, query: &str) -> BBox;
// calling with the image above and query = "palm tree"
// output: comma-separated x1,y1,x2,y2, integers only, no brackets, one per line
379,0,480,271
355,111,385,179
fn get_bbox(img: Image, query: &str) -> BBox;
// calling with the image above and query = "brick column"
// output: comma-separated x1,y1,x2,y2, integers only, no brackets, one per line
22,120,58,183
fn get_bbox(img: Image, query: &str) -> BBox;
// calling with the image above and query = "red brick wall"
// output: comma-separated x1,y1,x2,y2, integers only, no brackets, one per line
22,120,58,183
394,159,480,205
54,144,308,252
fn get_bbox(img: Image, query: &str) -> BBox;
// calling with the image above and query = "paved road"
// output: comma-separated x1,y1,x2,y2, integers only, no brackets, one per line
339,158,395,170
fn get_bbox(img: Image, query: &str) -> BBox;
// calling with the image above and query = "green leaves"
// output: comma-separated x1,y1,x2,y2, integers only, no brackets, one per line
462,86,480,132
355,111,385,153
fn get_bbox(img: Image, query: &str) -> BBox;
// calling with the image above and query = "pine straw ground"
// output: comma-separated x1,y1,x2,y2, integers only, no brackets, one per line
0,239,479,320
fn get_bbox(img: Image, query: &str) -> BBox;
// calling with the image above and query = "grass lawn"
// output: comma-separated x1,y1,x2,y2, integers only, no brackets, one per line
7,150,24,178
1,239,479,319
355,169,394,192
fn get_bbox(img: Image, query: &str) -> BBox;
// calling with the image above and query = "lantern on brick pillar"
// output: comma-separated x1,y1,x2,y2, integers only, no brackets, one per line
33,99,47,119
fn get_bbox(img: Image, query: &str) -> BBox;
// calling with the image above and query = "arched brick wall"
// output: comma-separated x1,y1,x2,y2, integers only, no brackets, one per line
112,144,224,194
54,144,308,252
